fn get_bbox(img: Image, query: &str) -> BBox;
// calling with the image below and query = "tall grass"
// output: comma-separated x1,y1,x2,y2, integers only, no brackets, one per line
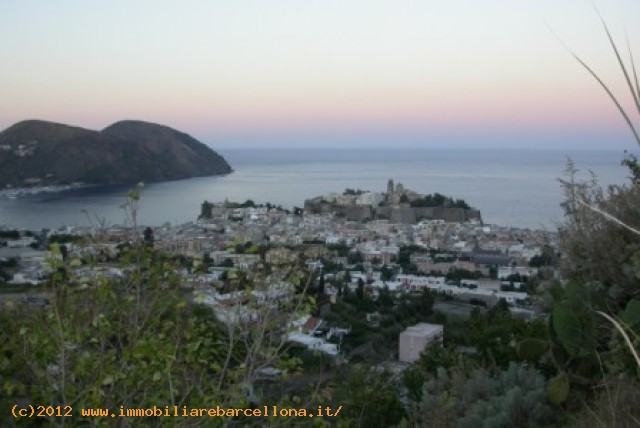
561,7,640,372
561,8,640,147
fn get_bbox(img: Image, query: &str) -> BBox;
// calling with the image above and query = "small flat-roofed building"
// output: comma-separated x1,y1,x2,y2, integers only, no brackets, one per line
398,323,444,363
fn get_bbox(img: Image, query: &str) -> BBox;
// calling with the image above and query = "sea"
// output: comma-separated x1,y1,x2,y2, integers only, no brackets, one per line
0,148,632,231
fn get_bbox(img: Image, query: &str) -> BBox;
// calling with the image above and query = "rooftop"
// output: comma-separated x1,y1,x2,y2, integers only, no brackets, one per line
401,322,443,339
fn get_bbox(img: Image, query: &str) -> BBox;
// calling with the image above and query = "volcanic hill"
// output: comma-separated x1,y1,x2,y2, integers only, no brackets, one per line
0,119,232,188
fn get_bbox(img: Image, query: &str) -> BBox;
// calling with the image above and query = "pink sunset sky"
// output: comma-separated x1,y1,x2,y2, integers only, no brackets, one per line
1,0,639,149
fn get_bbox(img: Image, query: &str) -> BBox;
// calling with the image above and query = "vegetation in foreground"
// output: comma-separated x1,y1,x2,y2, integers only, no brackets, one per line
2,12,640,428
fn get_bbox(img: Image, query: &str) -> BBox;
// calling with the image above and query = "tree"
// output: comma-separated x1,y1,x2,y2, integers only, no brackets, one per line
343,188,366,196
378,285,394,310
348,250,364,264
199,200,213,219
143,226,154,246
528,245,555,268
0,229,20,239
59,243,69,261
1,186,316,426
344,270,352,283
1,246,235,426
318,273,325,295
380,264,394,281
557,160,640,312
334,367,405,426
409,193,472,209
409,363,555,427
356,277,365,299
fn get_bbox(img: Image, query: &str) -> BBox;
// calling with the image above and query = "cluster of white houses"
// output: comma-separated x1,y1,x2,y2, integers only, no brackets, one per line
2,196,554,366
337,272,529,307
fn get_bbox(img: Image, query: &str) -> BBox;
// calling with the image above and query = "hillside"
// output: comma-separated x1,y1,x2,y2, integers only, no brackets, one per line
0,119,232,187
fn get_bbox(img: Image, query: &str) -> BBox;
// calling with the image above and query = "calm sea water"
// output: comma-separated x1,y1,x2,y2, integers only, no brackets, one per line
0,148,631,230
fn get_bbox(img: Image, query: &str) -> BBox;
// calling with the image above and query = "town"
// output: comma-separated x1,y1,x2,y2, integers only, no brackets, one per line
1,180,555,356
0,182,559,424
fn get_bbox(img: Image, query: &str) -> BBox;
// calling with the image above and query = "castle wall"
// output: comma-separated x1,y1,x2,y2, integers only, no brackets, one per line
304,186,483,224
342,205,373,221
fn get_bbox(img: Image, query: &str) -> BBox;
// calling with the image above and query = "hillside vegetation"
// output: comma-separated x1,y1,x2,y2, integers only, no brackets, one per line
0,119,232,187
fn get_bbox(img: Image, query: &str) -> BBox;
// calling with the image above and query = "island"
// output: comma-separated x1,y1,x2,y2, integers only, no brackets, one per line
0,119,232,188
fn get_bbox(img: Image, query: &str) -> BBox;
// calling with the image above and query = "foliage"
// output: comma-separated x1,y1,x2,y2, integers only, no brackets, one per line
393,291,435,326
0,229,20,240
520,13,640,425
343,188,366,196
397,245,429,265
380,264,395,281
230,240,265,255
347,250,364,265
552,162,640,380
142,226,154,247
218,257,234,268
326,242,350,257
356,278,365,300
621,151,640,183
378,286,394,310
528,245,556,268
409,363,555,427
48,234,85,245
199,199,214,219
431,302,551,376
446,268,486,282
409,192,471,209
1,188,315,427
557,160,640,311
317,273,325,296
0,247,239,426
224,199,257,209
407,345,464,400
0,257,18,281
567,377,640,427
332,367,405,427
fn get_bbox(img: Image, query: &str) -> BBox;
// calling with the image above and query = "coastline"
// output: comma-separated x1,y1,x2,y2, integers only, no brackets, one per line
0,148,627,230
0,183,90,200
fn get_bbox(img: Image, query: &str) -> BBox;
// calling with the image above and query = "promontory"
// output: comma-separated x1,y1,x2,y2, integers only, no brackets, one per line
304,179,482,224
0,119,232,188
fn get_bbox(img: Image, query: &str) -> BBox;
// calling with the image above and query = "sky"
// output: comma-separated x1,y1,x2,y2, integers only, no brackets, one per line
1,0,640,150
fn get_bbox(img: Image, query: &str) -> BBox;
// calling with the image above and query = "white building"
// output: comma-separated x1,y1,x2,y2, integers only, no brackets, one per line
398,323,444,363
355,192,384,206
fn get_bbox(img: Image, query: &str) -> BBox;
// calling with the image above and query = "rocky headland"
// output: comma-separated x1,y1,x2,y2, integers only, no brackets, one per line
0,119,232,189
